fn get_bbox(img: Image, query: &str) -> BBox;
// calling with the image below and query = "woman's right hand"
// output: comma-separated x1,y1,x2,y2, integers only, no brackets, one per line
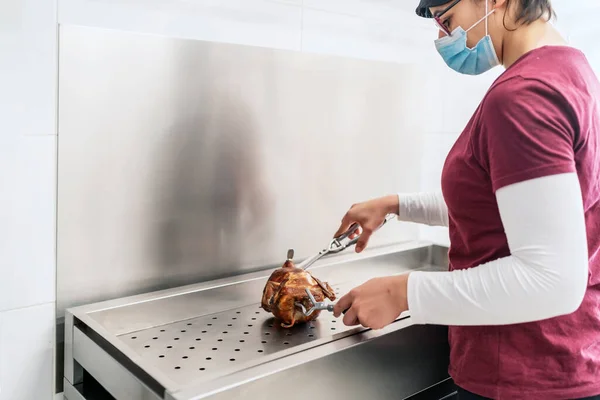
334,194,399,253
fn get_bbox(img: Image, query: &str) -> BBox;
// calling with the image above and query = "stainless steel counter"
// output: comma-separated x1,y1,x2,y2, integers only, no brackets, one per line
63,242,454,400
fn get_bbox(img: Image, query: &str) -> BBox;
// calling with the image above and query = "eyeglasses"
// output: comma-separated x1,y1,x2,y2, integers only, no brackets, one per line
433,0,463,36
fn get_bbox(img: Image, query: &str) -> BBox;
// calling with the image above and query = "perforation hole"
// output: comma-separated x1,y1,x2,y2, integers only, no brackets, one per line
182,356,188,359
230,358,236,362
218,339,223,342
189,347,195,350
167,346,173,349
174,338,180,341
235,349,241,352
160,329,165,332
206,357,212,360
212,348,218,351
200,368,206,371
175,366,181,370
181,330,186,333
187,323,192,326
159,355,165,358
258,350,264,353
196,338,201,341
144,345,150,348
262,340,267,344
153,337,158,340
131,336,137,339
239,340,245,343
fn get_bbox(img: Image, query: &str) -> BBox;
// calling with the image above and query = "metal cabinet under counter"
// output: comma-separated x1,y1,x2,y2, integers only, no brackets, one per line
63,242,455,400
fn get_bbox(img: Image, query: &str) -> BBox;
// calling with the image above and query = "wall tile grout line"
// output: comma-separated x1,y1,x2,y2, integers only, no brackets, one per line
301,4,418,25
0,300,57,315
300,0,304,51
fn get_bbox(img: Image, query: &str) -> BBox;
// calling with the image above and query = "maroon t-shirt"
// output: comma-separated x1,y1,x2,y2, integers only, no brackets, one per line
441,46,600,399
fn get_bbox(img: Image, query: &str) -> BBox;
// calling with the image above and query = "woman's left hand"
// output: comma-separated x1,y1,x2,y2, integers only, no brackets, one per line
333,274,410,329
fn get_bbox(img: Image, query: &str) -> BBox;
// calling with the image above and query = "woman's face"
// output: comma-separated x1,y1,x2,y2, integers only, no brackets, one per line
430,0,503,49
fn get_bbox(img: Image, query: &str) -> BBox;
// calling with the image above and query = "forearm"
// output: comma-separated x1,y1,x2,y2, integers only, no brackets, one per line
407,173,588,326
397,192,449,227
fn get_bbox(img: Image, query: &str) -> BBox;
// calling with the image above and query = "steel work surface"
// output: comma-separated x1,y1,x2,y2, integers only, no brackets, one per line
118,285,356,386
66,242,449,399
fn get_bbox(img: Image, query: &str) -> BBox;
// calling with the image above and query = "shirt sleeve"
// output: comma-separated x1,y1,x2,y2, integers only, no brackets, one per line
473,76,578,192
407,173,588,326
397,192,449,227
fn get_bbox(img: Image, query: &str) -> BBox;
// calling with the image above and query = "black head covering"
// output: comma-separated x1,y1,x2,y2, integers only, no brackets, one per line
416,0,454,18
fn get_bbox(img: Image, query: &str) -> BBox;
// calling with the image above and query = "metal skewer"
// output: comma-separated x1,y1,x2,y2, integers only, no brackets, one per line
295,288,351,317
295,288,335,316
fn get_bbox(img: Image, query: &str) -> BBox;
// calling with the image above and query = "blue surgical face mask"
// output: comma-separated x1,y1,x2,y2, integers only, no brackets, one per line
434,3,500,75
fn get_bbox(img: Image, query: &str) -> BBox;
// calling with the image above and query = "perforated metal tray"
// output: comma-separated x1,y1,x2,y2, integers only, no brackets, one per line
119,293,352,385
65,242,449,400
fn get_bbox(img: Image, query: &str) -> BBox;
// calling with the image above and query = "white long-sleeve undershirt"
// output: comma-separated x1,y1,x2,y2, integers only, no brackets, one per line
397,191,449,227
398,173,589,326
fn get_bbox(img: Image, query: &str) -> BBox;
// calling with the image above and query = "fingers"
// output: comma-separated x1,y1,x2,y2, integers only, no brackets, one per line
335,290,361,326
348,225,362,240
334,213,354,238
335,220,363,239
334,201,384,252
333,291,353,317
355,227,373,253
334,203,362,238
342,305,360,326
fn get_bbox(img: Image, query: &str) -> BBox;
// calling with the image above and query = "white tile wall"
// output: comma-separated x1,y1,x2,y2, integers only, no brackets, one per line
0,135,57,312
301,7,439,64
1,0,57,398
0,303,55,400
58,0,304,51
272,0,301,5
0,0,57,137
4,0,598,398
303,0,419,22
552,1,600,74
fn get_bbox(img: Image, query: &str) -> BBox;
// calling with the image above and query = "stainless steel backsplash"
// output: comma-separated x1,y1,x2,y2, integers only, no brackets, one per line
57,25,429,316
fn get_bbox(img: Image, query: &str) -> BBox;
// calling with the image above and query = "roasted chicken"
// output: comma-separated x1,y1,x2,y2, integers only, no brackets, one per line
261,259,336,327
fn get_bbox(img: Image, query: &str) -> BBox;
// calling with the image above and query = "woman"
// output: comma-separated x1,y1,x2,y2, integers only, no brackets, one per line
332,0,600,399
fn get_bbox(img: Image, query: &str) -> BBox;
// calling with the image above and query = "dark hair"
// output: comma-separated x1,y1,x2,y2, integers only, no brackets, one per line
505,0,556,25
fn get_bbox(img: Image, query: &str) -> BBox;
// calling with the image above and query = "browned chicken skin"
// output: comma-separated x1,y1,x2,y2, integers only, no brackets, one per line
261,259,336,328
